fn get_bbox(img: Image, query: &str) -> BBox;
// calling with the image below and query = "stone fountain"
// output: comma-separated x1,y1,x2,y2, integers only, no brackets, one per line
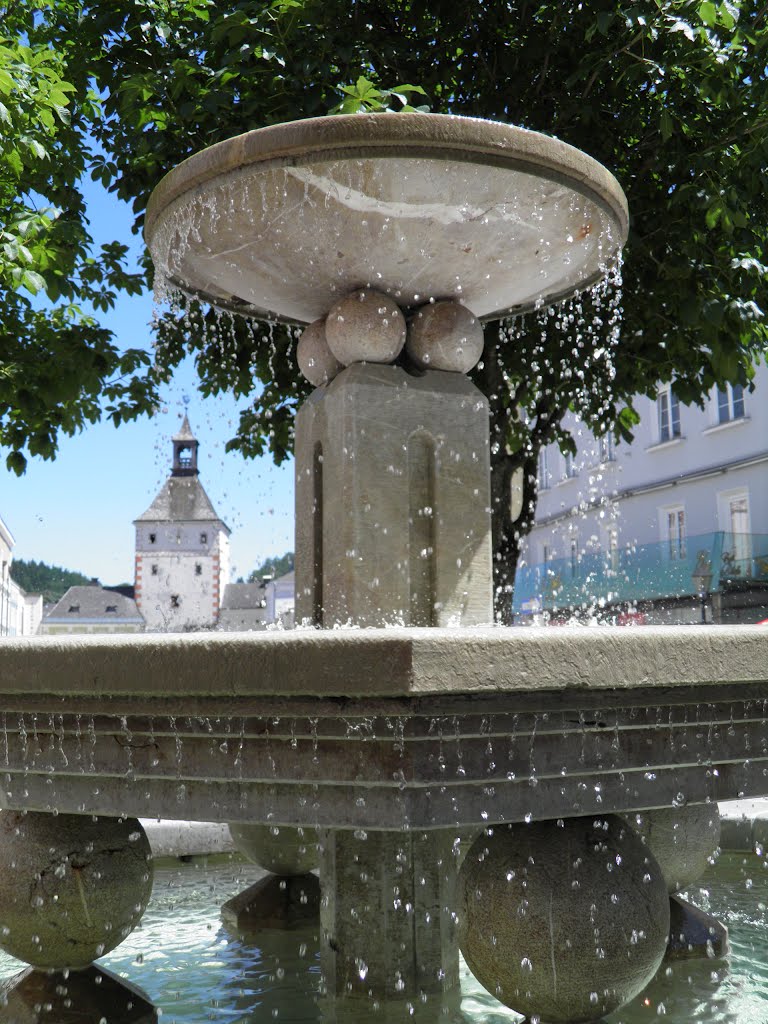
0,113,767,1022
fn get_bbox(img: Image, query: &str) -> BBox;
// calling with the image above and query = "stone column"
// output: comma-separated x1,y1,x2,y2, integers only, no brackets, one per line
294,360,493,1006
295,363,492,628
319,829,460,1004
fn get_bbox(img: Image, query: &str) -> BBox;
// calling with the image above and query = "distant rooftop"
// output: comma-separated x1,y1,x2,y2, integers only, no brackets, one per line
44,585,143,624
221,583,267,611
135,476,228,527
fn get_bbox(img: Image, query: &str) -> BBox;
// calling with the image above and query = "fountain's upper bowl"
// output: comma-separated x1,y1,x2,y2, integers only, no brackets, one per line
145,113,628,324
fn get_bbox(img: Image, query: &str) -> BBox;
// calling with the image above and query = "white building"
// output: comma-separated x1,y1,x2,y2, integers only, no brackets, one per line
0,515,43,636
40,583,144,635
134,417,231,632
514,361,768,624
265,570,295,628
218,581,267,632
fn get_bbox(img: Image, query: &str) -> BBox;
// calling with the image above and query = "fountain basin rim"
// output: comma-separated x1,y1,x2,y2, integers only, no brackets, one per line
143,112,628,323
0,625,764,699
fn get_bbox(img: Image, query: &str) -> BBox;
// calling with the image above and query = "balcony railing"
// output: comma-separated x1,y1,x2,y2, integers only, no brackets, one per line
513,531,768,615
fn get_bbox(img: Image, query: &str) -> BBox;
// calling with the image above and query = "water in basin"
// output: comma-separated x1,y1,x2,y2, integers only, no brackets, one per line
0,851,764,1023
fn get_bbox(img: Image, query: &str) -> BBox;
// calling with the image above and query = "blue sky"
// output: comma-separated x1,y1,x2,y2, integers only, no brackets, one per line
2,171,295,585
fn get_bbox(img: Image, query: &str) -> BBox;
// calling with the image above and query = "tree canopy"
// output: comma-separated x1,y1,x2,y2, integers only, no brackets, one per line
246,551,295,583
4,0,768,611
0,1,157,474
9,557,90,603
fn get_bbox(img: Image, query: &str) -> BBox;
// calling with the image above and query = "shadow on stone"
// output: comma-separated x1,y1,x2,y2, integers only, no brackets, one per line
221,872,320,931
0,964,157,1023
666,894,729,960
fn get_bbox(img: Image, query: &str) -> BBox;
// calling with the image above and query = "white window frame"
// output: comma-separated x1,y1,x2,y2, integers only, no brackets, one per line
659,504,687,561
606,526,619,572
714,383,746,424
537,448,551,490
717,488,752,573
598,434,615,463
656,384,681,444
569,537,579,577
562,450,578,481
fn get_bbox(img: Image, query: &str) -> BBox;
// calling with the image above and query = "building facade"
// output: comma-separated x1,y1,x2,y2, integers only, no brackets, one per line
134,417,231,632
0,515,43,637
514,361,768,624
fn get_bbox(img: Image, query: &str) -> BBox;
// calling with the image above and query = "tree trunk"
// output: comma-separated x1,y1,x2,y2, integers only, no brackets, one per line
474,326,543,624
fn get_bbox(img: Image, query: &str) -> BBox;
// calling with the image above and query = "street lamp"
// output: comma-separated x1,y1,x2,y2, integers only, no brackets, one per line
692,553,713,626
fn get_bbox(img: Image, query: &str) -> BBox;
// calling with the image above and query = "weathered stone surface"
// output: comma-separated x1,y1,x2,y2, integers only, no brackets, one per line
144,113,628,324
141,819,234,858
625,805,721,893
666,894,729,960
228,823,318,875
458,816,670,1023
406,301,484,373
325,289,406,366
297,318,343,386
0,630,766,829
0,965,157,1023
0,626,765,699
295,364,493,627
319,828,460,1000
0,812,153,969
221,873,320,930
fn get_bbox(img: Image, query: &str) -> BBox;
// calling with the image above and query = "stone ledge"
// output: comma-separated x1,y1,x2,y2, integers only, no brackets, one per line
0,625,765,698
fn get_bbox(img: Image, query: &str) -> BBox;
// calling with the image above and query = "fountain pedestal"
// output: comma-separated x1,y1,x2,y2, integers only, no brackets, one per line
295,359,492,1003
295,363,492,628
319,829,460,1001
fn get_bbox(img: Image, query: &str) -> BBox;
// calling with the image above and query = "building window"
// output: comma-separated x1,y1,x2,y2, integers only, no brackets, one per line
662,506,686,560
151,564,158,576
570,538,579,577
178,445,192,467
537,449,550,490
607,527,619,572
542,544,554,565
149,532,156,544
200,532,208,545
598,434,615,463
105,605,117,613
68,604,79,613
657,385,681,443
718,490,752,574
170,595,180,608
717,383,745,424
195,563,202,576
563,451,577,480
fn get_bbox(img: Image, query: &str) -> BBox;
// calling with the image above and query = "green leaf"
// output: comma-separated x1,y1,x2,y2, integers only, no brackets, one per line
660,108,673,140
21,270,46,295
705,202,722,229
698,2,717,28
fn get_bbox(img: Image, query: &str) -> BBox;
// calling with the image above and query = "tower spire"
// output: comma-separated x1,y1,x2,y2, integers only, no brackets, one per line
172,414,199,476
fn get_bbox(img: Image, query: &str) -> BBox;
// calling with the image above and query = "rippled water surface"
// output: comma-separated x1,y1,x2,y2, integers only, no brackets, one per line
0,852,766,1023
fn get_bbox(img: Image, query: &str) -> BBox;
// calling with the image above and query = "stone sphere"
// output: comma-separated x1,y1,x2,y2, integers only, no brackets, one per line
325,289,406,365
297,318,344,386
458,816,670,1023
0,811,153,970
625,805,721,894
228,823,318,876
406,301,484,373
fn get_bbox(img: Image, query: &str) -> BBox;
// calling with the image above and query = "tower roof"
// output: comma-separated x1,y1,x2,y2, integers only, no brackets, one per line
134,475,230,531
173,414,196,443
135,415,230,531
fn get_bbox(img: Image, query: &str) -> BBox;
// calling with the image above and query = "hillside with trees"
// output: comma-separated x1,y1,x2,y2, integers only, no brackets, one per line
10,559,91,604
246,552,294,583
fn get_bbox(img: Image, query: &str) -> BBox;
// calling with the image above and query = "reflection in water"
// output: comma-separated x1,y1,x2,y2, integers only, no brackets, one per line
0,963,157,1023
0,853,765,1022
